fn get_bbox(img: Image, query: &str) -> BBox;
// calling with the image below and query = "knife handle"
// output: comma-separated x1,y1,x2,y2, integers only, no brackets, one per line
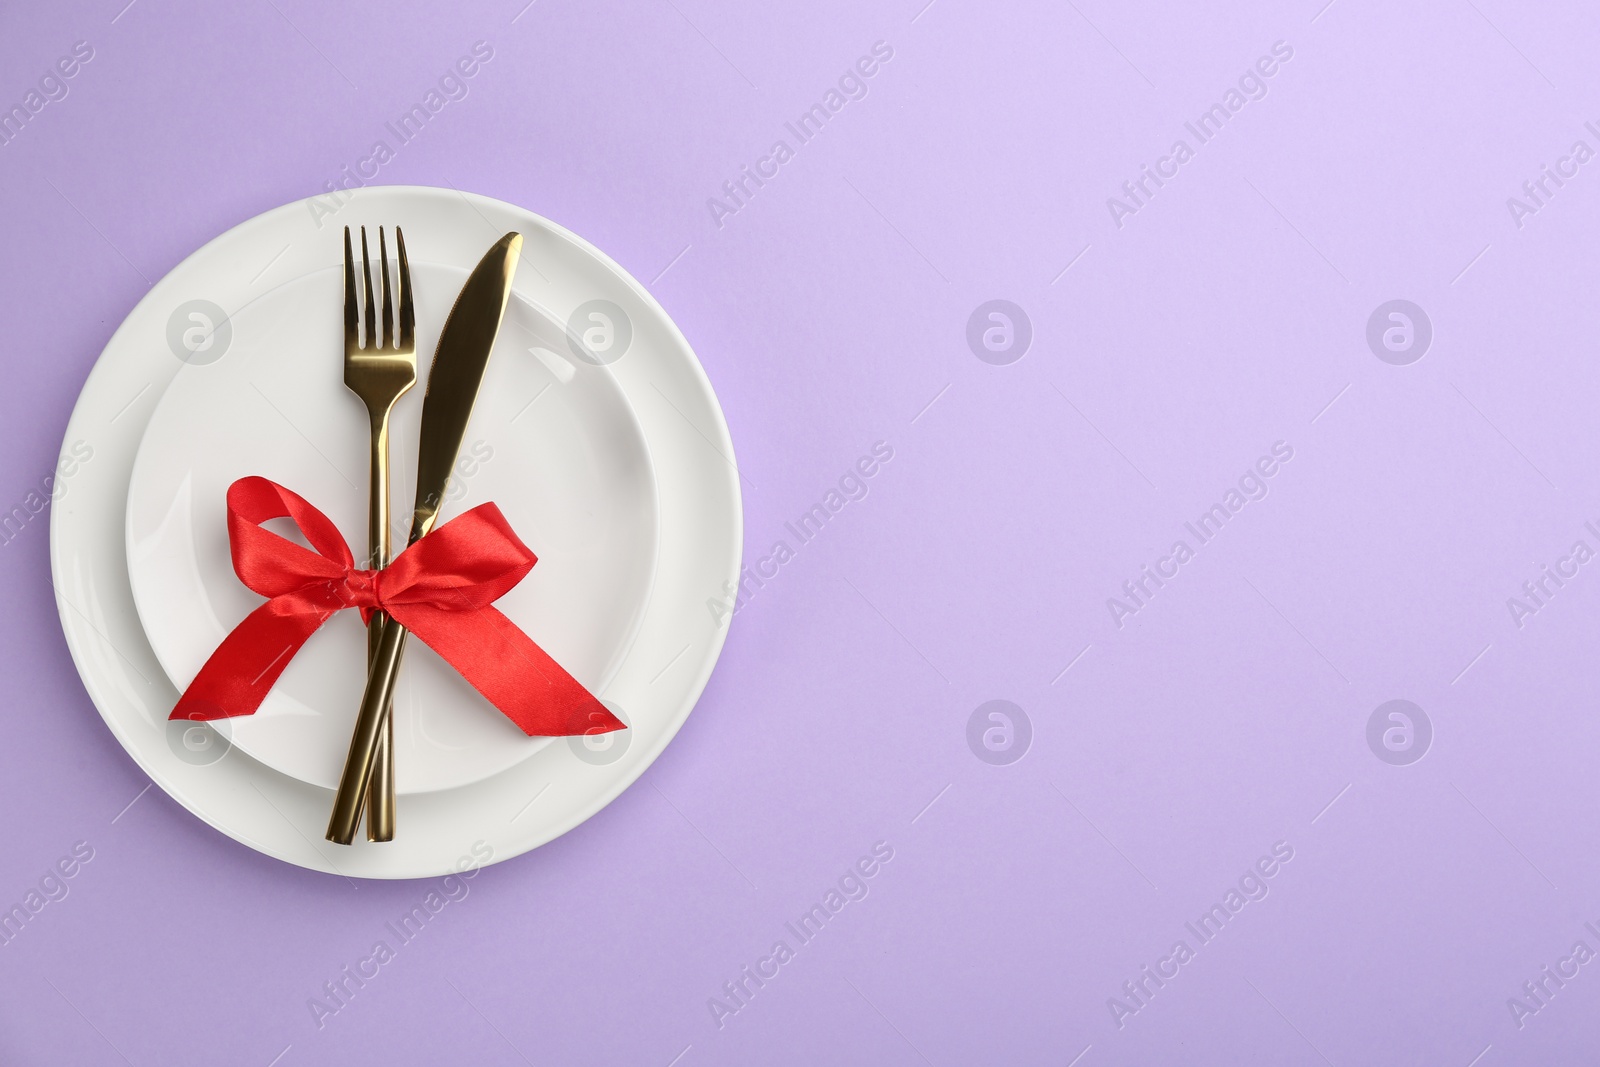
327,617,410,844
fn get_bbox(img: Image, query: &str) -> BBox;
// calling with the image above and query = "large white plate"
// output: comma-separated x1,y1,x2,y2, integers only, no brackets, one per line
127,262,659,794
51,186,742,878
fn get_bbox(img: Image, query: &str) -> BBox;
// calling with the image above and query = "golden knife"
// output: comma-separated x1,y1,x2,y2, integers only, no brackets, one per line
327,231,523,845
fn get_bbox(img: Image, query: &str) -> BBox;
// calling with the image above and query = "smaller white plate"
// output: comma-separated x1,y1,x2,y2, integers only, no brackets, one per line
126,261,659,794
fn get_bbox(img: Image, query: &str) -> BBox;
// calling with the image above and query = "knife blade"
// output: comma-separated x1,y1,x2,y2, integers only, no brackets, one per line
327,231,523,845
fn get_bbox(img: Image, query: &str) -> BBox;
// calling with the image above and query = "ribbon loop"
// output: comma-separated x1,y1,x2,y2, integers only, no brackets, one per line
170,476,623,739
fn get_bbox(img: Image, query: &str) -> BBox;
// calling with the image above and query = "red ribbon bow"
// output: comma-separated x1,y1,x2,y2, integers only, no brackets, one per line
170,476,623,738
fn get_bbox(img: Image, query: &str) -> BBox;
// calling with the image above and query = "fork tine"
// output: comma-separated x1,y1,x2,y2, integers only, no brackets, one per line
342,227,358,348
360,226,376,350
379,228,394,351
395,227,414,350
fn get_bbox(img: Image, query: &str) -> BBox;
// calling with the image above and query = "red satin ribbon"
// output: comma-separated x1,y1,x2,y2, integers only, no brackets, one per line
169,476,623,738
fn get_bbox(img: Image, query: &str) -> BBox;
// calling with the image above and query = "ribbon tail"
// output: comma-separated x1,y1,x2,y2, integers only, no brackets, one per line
170,599,331,721
397,604,621,737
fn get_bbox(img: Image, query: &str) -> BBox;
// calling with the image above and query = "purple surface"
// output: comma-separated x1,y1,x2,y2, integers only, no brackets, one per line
2,0,1598,1063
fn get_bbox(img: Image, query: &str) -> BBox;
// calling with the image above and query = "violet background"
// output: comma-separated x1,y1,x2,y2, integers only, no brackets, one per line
3,0,1598,1063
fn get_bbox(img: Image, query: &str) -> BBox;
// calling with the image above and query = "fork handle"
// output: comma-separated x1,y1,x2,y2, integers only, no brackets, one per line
362,412,397,842
364,616,396,841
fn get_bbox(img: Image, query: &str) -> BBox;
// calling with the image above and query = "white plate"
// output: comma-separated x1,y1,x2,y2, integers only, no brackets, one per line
127,262,659,794
51,186,742,878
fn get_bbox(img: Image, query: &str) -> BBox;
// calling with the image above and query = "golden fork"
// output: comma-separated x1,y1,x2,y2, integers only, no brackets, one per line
343,225,415,842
